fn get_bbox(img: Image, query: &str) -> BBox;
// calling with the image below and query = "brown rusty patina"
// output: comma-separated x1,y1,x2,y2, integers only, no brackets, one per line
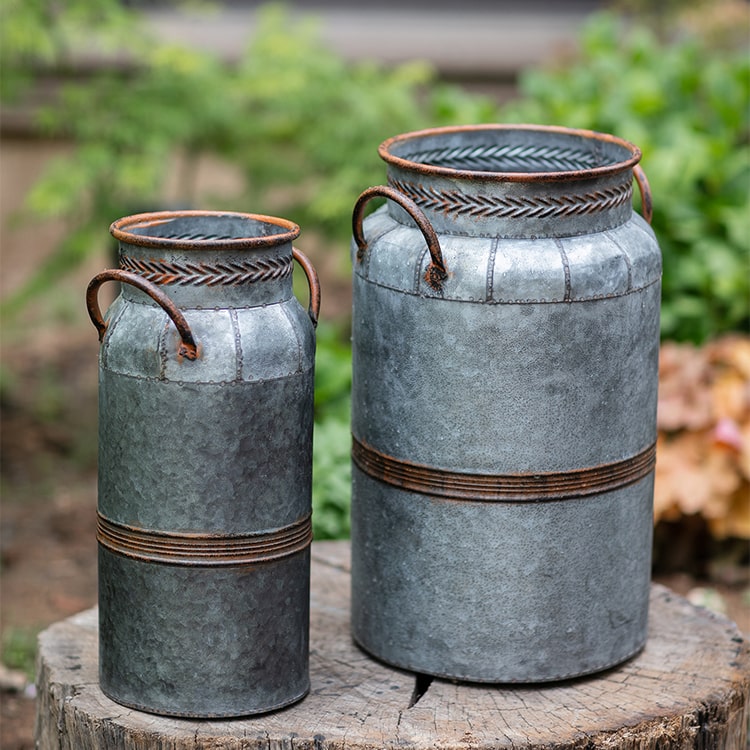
97,513,313,567
352,437,657,503
86,269,199,360
377,124,643,183
352,185,448,291
110,209,301,249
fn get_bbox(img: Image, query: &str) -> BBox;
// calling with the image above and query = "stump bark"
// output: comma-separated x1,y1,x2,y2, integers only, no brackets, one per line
36,541,749,749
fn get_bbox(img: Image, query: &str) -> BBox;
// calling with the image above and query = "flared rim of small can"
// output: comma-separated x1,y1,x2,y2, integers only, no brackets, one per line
110,210,300,250
378,124,642,183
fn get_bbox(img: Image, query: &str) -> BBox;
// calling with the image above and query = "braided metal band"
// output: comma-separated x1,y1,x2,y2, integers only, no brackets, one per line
388,178,633,220
119,254,293,286
352,437,656,502
97,512,312,566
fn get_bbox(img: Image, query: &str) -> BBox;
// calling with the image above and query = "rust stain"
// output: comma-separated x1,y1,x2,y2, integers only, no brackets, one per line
97,512,313,567
351,436,657,502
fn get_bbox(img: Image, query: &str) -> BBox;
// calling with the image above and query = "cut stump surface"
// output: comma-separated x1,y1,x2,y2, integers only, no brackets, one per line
36,541,749,749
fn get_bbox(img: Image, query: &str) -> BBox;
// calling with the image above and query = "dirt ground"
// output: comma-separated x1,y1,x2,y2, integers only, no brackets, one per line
1,137,748,749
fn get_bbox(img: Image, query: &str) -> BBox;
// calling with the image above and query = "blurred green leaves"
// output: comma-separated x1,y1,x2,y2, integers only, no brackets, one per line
311,321,352,539
502,10,749,342
3,1,749,541
1,2,498,315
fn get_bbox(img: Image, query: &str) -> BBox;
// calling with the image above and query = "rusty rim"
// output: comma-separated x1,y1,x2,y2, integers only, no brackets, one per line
378,124,642,183
110,210,300,251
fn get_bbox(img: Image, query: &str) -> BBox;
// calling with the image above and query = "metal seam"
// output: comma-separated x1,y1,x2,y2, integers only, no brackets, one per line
97,513,313,566
98,364,314,386
229,307,242,382
100,302,127,370
605,229,634,293
351,437,656,502
280,301,303,375
158,317,170,380
413,245,430,294
485,237,499,301
353,271,660,305
555,238,572,302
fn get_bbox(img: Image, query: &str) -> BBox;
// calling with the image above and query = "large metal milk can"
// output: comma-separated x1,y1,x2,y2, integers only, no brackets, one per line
86,210,320,717
350,125,661,682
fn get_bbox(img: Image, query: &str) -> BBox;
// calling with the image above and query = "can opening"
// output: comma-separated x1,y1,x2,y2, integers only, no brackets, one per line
380,125,640,181
110,211,300,250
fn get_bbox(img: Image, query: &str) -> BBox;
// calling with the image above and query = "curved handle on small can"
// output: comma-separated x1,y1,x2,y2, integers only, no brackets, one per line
86,269,199,360
633,165,653,225
292,247,321,328
352,185,448,291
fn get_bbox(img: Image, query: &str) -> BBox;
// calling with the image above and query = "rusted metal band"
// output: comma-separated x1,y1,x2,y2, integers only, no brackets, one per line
388,177,633,221
97,513,312,566
119,254,293,286
352,437,656,502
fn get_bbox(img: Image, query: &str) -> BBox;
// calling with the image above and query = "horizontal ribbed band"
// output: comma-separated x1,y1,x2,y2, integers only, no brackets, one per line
352,437,656,502
97,512,312,566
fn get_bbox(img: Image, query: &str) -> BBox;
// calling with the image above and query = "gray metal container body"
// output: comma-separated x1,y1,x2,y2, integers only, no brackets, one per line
90,211,317,717
350,125,661,682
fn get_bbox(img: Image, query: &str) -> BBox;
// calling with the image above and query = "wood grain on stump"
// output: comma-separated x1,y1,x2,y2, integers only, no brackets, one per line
35,541,749,749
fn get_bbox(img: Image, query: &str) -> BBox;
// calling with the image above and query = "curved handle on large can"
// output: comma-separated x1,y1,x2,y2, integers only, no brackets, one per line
292,247,321,329
86,269,199,361
352,185,448,292
633,165,653,225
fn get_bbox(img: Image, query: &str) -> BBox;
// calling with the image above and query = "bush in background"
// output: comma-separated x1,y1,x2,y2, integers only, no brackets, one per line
2,1,748,546
501,5,749,344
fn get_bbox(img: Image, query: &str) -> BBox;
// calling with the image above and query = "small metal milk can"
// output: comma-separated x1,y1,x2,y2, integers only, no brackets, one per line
86,210,320,717
349,125,661,682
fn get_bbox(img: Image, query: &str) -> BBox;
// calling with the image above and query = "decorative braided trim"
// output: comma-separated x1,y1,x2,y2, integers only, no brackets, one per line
401,142,599,173
352,437,656,502
98,512,312,566
388,178,632,220
119,254,293,286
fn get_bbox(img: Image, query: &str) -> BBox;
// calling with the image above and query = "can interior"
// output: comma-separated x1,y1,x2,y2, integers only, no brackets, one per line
387,128,636,176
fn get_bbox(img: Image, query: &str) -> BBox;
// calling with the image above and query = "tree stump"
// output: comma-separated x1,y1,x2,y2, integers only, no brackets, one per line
36,541,749,749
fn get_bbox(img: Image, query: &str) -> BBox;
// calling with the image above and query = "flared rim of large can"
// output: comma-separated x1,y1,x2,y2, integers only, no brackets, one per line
378,124,642,183
110,210,300,250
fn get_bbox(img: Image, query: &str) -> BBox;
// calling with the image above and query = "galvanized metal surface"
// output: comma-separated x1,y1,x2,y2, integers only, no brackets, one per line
87,210,319,717
350,124,661,682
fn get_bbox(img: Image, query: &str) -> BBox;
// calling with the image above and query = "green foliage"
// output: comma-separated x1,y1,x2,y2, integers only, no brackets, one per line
1,627,38,681
0,0,138,101
3,2,748,539
501,11,750,342
1,2,498,315
312,415,351,540
311,321,352,539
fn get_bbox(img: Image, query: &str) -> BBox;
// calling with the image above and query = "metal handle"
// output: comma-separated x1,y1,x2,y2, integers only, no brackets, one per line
352,185,448,291
86,269,199,361
292,247,321,328
633,165,653,225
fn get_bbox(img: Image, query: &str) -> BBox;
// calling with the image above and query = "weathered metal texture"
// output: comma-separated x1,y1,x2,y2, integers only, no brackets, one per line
87,210,319,717
350,125,661,682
